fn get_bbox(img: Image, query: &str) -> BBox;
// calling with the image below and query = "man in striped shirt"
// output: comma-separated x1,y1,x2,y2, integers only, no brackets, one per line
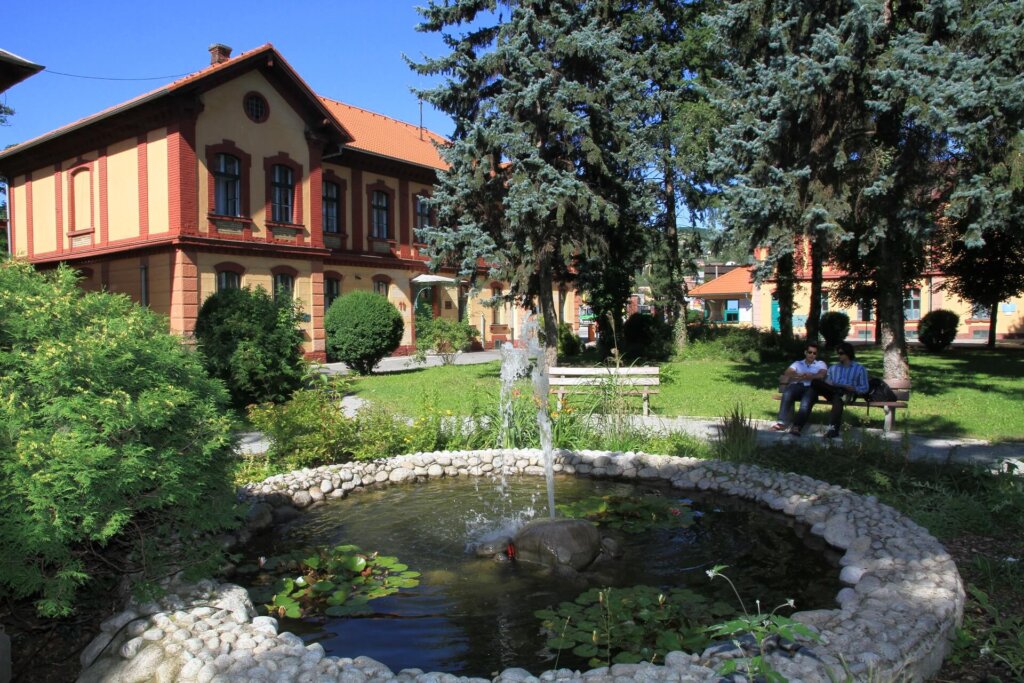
812,342,869,439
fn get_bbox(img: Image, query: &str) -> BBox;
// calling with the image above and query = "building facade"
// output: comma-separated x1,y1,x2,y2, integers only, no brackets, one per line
0,44,578,358
690,248,1024,342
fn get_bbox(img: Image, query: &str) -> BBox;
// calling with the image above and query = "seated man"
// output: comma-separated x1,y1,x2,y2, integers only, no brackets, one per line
812,341,869,439
772,342,827,436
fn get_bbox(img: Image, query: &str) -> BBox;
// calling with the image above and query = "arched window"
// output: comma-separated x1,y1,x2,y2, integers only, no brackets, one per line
372,275,391,297
371,190,390,239
324,274,342,310
271,165,294,224
323,181,341,234
213,154,241,217
414,194,432,232
272,266,298,301
215,262,245,292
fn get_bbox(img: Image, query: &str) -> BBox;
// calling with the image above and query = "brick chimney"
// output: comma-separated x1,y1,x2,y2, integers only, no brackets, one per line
208,43,232,65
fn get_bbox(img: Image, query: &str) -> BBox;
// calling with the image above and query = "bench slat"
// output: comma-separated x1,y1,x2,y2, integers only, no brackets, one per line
549,377,660,387
549,367,660,376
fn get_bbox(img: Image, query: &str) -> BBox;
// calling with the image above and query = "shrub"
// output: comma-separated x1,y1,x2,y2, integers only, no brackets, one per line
194,287,306,409
0,261,237,616
416,317,479,365
919,309,960,352
622,312,673,360
682,324,803,363
325,291,404,374
557,322,582,357
247,371,357,470
819,311,851,348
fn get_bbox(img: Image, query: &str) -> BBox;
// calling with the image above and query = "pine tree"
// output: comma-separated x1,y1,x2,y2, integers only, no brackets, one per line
410,0,653,352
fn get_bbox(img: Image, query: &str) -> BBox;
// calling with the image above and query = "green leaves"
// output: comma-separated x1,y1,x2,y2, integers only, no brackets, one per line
0,262,236,616
260,544,420,621
535,586,722,667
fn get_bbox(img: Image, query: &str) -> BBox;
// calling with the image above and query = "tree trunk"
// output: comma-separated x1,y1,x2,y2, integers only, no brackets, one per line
806,236,825,344
877,235,910,379
988,302,999,349
775,253,795,340
537,250,559,367
663,154,682,328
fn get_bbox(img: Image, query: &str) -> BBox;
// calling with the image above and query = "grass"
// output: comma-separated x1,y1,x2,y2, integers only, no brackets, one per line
288,345,1024,680
347,346,1024,442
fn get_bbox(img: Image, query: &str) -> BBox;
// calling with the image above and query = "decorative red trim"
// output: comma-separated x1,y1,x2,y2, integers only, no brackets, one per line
263,152,304,243
204,140,253,237
168,117,199,236
67,160,96,237
398,178,410,248
365,180,396,242
351,169,364,252
137,135,149,239
243,91,271,123
54,163,64,254
307,140,324,249
214,260,246,275
171,248,200,335
98,149,109,247
271,264,300,278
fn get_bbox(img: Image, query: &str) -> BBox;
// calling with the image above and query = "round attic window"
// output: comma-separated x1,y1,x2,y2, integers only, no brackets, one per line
243,92,269,123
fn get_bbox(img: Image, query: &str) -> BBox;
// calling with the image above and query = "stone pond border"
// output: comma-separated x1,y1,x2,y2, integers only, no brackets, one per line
78,450,963,683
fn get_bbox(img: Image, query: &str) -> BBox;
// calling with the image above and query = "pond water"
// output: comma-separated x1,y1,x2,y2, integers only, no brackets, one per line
238,475,842,677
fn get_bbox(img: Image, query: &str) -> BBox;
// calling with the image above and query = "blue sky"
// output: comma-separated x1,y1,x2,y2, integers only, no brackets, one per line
1,0,456,151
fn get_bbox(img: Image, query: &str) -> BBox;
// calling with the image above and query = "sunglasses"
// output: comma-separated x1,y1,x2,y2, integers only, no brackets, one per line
805,350,817,355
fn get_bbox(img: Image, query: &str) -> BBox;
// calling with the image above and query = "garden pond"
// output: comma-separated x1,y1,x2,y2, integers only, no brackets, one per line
236,475,843,677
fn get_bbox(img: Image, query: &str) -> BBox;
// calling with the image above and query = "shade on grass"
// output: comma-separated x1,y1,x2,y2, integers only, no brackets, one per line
346,347,1024,443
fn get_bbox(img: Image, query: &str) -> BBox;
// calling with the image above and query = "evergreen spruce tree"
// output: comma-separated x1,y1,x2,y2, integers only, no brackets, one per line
634,0,722,332
707,0,873,344
410,0,653,353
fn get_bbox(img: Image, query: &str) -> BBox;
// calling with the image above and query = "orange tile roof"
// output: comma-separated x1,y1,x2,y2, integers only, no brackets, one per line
689,266,754,297
319,97,449,171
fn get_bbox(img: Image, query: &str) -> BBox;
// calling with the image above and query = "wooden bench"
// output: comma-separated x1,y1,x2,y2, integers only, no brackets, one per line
549,366,661,416
775,375,911,433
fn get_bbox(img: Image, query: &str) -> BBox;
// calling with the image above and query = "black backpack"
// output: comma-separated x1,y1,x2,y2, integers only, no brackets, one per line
865,377,898,403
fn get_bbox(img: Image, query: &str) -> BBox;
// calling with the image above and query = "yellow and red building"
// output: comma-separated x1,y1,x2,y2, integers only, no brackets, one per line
0,44,580,358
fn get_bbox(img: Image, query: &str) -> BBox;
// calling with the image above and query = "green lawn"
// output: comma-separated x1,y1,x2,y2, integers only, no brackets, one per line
348,346,1024,442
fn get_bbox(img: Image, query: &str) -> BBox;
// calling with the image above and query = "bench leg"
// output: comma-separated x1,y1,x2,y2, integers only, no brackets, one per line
883,407,895,433
642,392,650,417
556,392,565,412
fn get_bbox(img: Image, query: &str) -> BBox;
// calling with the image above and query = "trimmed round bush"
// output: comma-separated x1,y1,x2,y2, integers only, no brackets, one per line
0,261,237,616
918,309,960,352
622,312,673,360
194,287,306,409
819,311,851,348
325,290,404,374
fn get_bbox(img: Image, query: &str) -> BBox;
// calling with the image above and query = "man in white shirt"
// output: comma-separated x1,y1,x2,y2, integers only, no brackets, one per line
771,343,827,436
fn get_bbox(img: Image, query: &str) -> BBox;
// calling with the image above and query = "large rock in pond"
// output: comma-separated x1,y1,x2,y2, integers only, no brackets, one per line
513,518,601,571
